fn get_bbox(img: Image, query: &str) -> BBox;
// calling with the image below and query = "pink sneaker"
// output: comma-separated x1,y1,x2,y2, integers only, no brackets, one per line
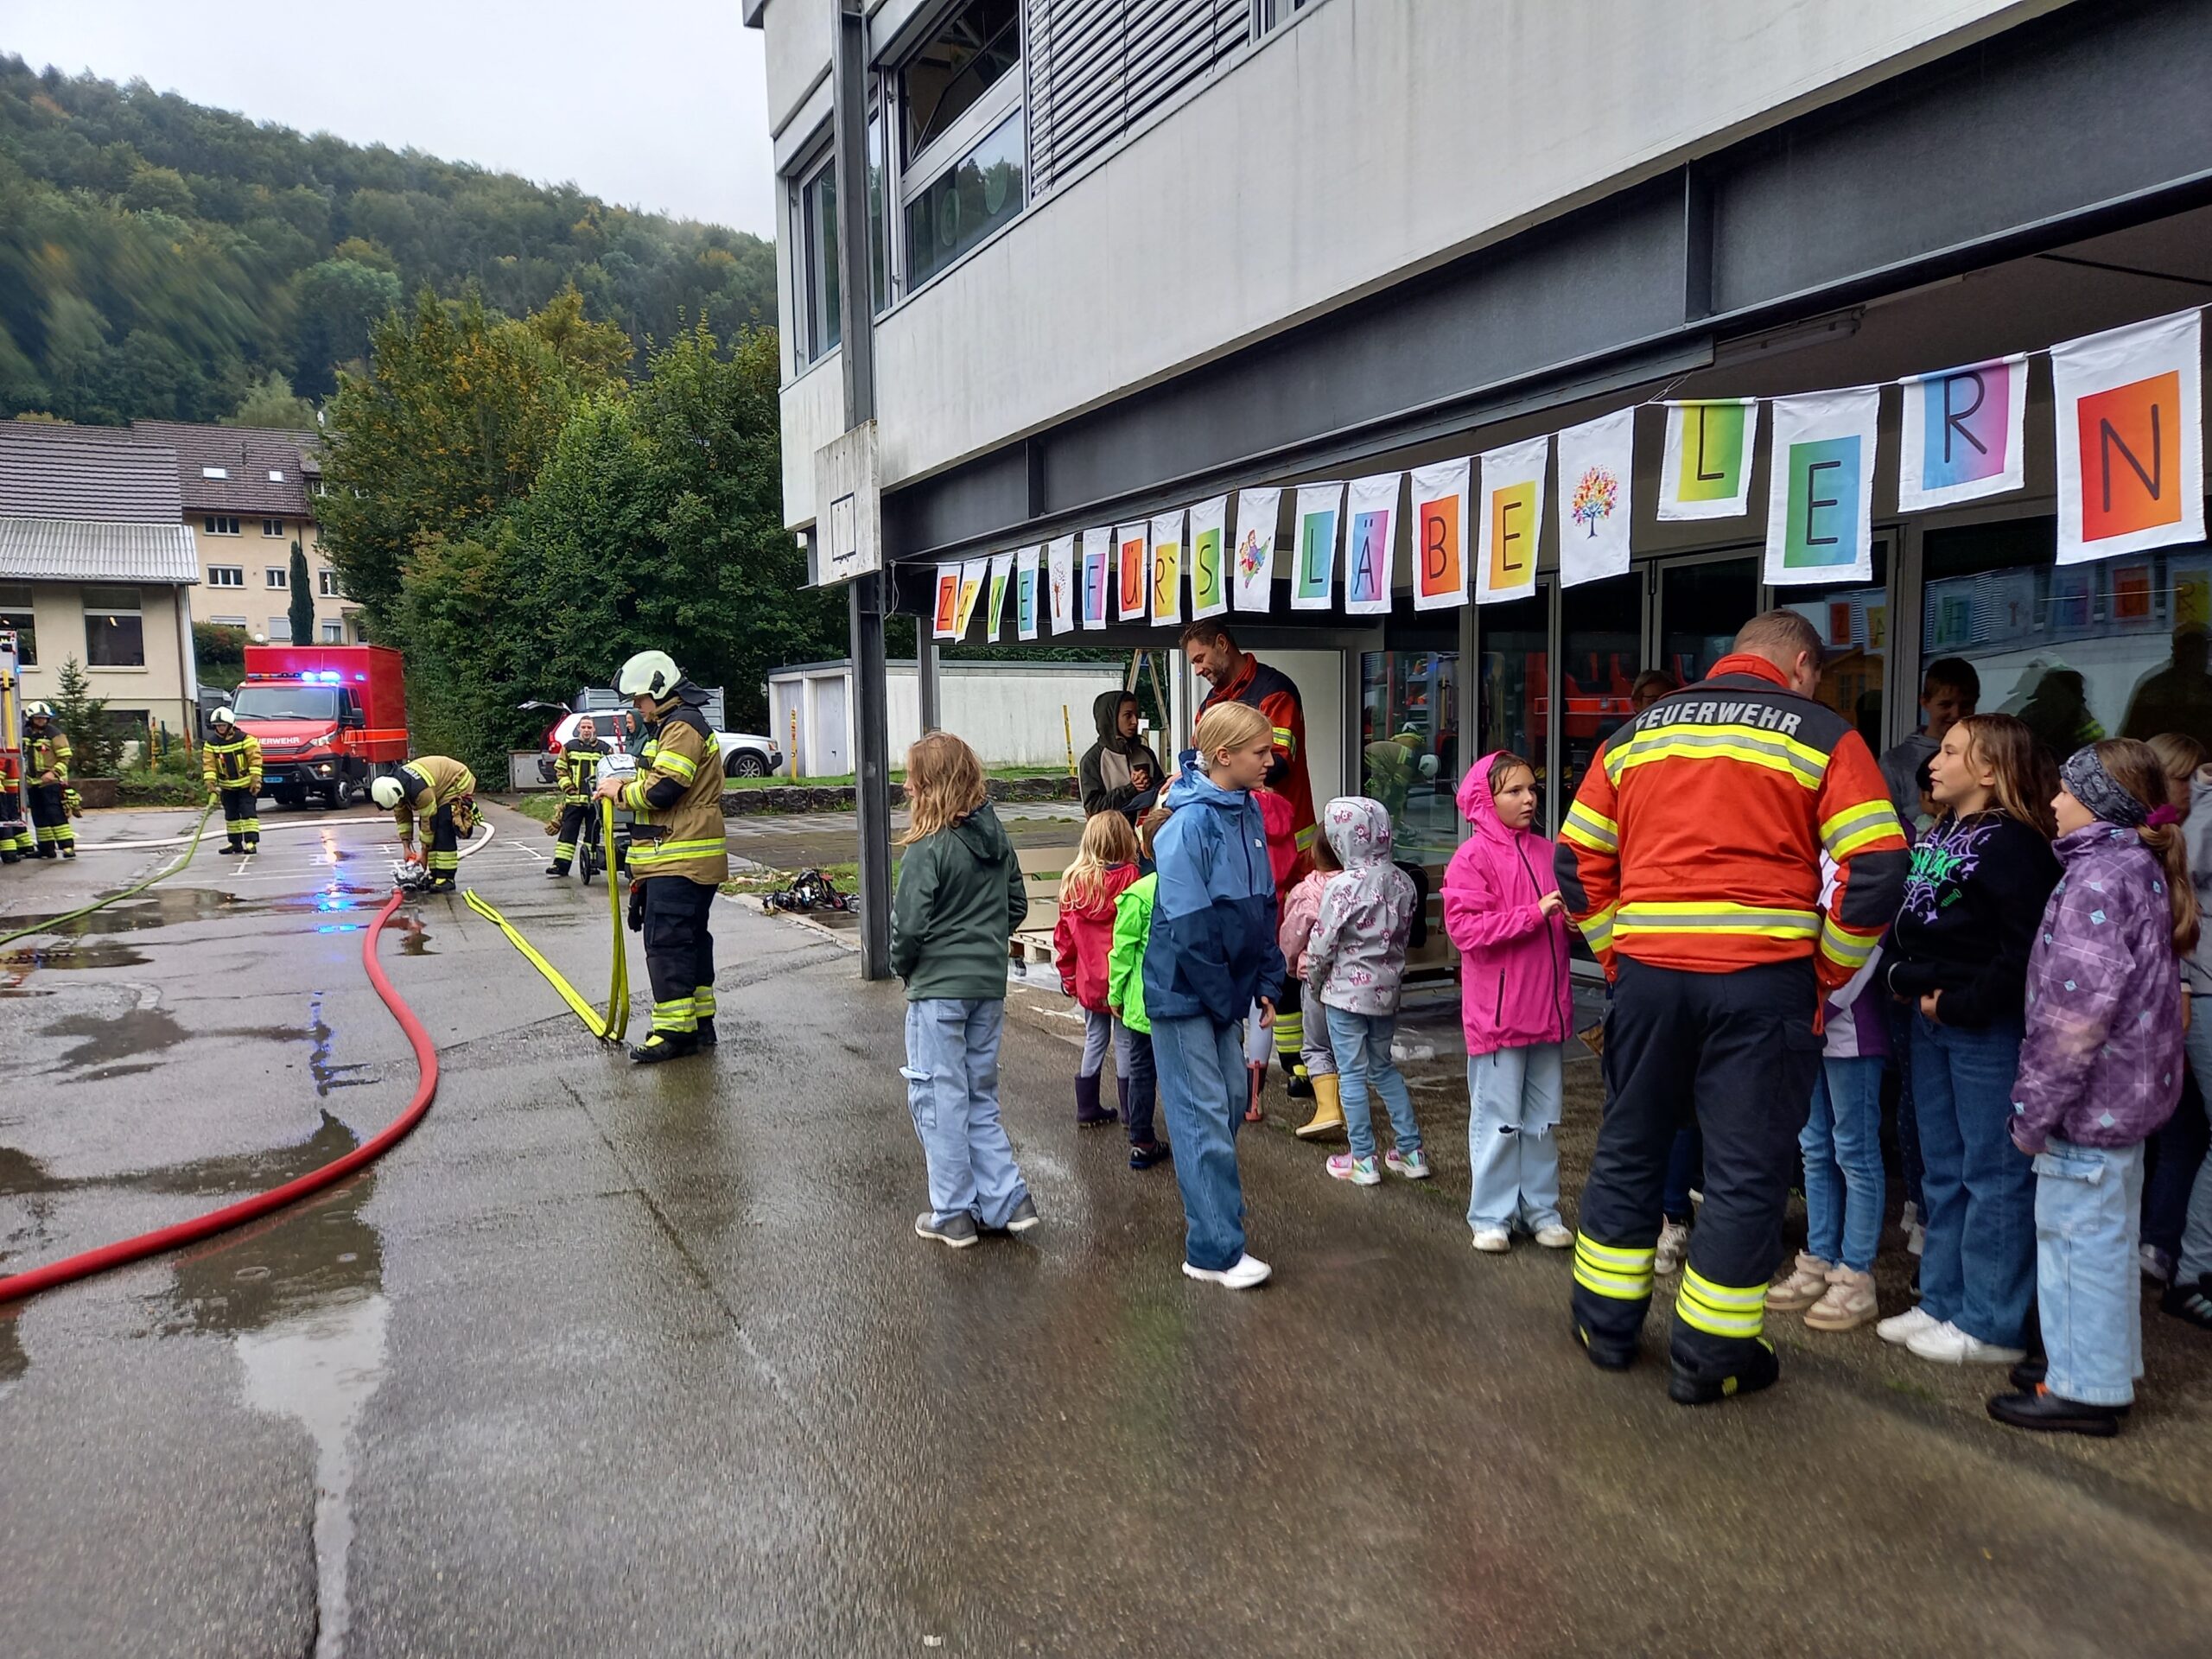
1326,1153,1381,1186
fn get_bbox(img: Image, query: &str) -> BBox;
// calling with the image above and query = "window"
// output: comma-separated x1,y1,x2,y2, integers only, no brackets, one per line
321,620,345,643
267,469,285,482
798,155,841,364
903,108,1025,289
83,586,144,668
265,568,289,588
235,685,339,721
313,480,327,497
207,565,244,588
267,616,292,642
201,466,228,480
318,569,343,598
1360,648,1461,871
204,516,240,537
1254,0,1314,31
901,0,1019,162
209,615,248,628
0,582,35,665
262,518,286,538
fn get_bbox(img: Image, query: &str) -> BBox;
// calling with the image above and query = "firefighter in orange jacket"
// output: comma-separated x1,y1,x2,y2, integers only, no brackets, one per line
1554,610,1908,1407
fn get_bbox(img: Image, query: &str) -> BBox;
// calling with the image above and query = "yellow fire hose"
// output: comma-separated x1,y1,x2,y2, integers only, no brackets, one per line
463,800,631,1043
0,799,216,951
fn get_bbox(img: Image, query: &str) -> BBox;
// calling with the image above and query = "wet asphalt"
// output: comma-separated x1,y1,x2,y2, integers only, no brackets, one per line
3,803,2209,1657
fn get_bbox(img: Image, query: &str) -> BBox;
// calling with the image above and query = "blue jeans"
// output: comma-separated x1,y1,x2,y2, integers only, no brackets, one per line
1662,1126,1703,1222
1152,1014,1249,1271
1466,1043,1564,1232
1113,1019,1158,1146
1325,1005,1422,1161
901,999,1029,1230
2035,1138,2146,1407
1912,1014,2035,1347
1802,1055,1886,1273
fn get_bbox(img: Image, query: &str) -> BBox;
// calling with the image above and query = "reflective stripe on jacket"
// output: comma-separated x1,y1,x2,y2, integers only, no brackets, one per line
203,733,263,791
621,703,728,886
557,740,608,801
29,729,69,781
392,755,476,838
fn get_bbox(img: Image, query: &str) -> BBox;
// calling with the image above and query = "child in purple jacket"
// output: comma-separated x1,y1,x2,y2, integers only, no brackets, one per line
1989,741,2198,1438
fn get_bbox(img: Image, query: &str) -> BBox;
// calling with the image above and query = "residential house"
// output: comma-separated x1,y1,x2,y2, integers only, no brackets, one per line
131,421,362,644
0,422,201,741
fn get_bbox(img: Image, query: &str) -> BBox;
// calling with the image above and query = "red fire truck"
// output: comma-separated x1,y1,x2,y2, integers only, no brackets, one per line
232,645,409,809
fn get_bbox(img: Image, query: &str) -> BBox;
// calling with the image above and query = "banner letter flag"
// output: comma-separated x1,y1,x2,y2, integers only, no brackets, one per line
1764,387,1878,587
1475,437,1548,604
1292,483,1344,611
1344,473,1401,617
1232,486,1280,612
985,552,1014,641
1189,495,1230,620
1047,535,1077,634
1409,460,1470,611
932,564,959,639
1658,398,1759,520
1080,527,1111,630
2052,308,2204,565
1897,354,2028,512
954,556,988,637
1015,544,1040,641
1116,523,1149,621
1149,510,1185,627
1555,410,1635,588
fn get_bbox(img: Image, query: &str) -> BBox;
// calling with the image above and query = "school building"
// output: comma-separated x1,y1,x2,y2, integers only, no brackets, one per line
751,0,2212,959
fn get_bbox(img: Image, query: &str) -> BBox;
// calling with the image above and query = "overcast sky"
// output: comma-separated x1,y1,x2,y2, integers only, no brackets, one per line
0,0,779,237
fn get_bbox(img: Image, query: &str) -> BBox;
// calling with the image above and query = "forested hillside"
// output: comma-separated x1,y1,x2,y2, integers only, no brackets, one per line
0,54,777,425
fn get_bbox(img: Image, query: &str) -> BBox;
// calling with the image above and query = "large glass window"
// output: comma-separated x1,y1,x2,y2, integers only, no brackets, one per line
800,157,840,362
1359,649,1460,870
1478,588,1552,831
904,109,1024,289
1559,573,1641,815
1923,520,2212,762
1656,556,1759,686
83,586,144,668
0,582,35,665
867,107,888,312
902,0,1020,162
1778,545,1891,754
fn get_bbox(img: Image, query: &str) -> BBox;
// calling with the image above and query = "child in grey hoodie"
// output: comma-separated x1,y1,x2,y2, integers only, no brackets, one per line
1304,797,1426,1185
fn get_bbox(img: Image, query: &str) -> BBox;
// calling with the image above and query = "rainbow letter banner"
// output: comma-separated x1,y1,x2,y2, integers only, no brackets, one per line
1409,459,1469,612
1047,535,1077,634
1897,354,2027,512
1764,388,1878,586
1475,437,1548,605
1658,398,1758,520
1189,494,1229,620
1116,523,1149,621
1344,473,1401,617
1555,410,1634,588
1232,487,1280,612
1080,527,1111,630
2052,308,2204,566
954,557,988,637
985,552,1013,642
1292,483,1343,611
1149,510,1185,627
1015,544,1040,641
932,564,960,640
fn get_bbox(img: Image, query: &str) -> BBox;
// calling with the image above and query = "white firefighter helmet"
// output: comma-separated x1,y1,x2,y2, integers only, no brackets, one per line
370,774,406,810
212,707,238,728
615,649,681,702
22,700,52,720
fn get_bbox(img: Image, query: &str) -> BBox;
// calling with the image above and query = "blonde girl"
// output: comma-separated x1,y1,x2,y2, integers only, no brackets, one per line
1054,809,1144,1124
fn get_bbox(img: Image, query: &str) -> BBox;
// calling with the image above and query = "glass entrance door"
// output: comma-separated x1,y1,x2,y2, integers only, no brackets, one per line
1655,555,1761,687
1559,572,1642,817
1477,583,1552,830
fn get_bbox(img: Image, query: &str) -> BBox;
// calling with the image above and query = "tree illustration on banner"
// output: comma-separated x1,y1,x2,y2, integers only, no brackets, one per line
1048,535,1077,633
1554,408,1633,588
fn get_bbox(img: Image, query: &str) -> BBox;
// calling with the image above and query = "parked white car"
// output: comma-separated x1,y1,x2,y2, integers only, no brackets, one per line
535,710,783,783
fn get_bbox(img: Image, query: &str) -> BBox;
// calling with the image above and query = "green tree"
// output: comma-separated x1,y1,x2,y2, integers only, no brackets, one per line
49,655,124,777
288,540,315,647
225,369,317,429
194,620,248,691
289,257,404,396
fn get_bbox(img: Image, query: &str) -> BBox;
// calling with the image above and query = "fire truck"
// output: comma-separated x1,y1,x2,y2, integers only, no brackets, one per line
232,645,409,809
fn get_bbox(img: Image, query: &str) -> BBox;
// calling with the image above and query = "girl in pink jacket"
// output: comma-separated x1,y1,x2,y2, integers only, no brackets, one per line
1443,751,1575,1253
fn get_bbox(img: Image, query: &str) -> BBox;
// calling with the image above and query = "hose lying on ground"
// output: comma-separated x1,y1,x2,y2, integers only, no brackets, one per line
0,800,215,951
0,886,439,1305
462,800,631,1043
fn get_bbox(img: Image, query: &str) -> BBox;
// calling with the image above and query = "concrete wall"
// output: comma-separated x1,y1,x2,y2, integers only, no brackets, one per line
15,580,195,740
770,661,1128,773
186,514,362,642
768,0,2064,528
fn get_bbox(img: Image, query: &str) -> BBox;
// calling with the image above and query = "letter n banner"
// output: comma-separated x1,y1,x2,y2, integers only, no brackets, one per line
2052,308,2203,566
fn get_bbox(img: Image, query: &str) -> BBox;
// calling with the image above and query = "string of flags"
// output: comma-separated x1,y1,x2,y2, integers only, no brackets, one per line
934,307,2206,639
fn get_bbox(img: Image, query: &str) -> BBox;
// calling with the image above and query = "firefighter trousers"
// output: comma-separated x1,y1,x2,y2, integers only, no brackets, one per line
1572,955,1821,1383
641,876,717,1037
219,785,260,851
550,801,591,871
29,780,73,854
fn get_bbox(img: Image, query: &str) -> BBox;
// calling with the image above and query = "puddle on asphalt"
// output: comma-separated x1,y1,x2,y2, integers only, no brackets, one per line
41,1004,189,1078
308,993,369,1096
4,886,252,938
1,938,150,976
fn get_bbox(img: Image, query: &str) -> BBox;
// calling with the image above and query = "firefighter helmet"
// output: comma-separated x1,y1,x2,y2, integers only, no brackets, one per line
212,707,238,729
22,701,52,720
370,775,406,810
615,650,681,702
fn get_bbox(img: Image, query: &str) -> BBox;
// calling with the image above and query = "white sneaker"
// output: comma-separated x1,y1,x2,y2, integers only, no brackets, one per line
1184,1253,1272,1290
1532,1223,1573,1249
1904,1319,2026,1365
1471,1227,1511,1254
1877,1305,1940,1346
1655,1218,1691,1275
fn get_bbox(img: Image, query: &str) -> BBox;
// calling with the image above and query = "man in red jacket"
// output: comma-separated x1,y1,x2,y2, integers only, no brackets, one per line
1555,609,1908,1406
1182,620,1325,1122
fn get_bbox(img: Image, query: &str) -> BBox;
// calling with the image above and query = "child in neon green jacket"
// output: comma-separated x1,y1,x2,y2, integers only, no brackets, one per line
1107,807,1172,1170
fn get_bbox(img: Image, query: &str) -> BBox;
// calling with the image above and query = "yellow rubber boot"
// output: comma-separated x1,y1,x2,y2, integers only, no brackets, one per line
1294,1073,1344,1141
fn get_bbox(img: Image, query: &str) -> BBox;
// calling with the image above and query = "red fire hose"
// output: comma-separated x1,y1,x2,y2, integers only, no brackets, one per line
0,887,437,1305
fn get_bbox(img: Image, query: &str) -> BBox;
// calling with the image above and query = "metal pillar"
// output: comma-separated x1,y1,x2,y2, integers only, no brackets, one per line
916,630,940,733
831,0,891,980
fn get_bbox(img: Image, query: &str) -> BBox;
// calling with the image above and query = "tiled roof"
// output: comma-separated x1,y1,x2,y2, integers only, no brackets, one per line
0,423,185,523
130,421,321,517
0,517,200,583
